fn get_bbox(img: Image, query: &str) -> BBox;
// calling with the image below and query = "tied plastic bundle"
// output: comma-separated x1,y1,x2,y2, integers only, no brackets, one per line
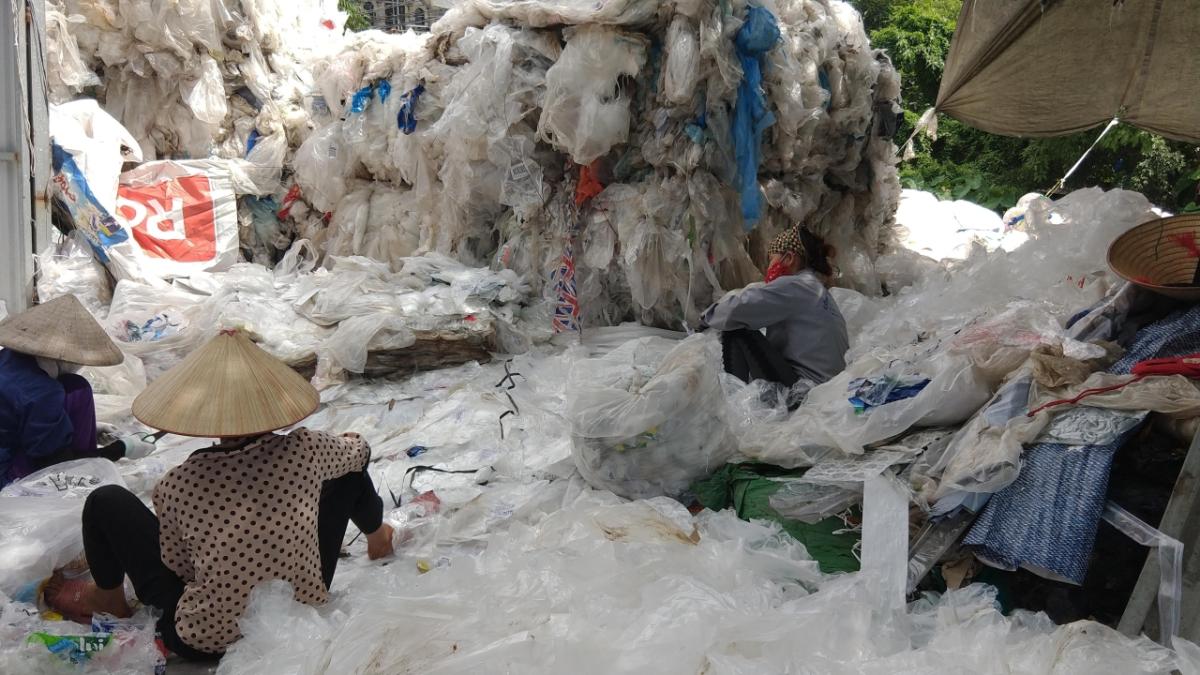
567,335,735,499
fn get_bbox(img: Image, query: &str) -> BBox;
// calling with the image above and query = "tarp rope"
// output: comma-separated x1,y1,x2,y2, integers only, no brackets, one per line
1047,117,1120,195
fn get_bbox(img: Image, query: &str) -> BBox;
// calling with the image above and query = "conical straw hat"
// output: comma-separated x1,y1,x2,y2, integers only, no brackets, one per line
0,294,123,366
1108,214,1200,301
132,330,319,437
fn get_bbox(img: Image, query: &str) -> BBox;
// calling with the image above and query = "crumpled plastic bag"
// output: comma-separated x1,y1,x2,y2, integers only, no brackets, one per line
183,54,228,126
663,16,700,105
538,26,647,164
293,124,350,213
319,313,417,375
568,335,734,499
755,353,992,462
0,459,126,597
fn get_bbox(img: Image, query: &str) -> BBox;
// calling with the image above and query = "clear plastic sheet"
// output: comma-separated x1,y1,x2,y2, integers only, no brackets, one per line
219,486,1181,674
1102,501,1183,644
0,460,126,597
538,26,648,165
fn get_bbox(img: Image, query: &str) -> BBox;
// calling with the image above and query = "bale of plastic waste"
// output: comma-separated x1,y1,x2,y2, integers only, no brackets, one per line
46,0,903,327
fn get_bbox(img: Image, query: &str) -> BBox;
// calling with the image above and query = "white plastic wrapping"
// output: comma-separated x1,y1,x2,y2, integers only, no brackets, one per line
184,54,229,126
862,471,909,611
538,26,647,165
1102,501,1184,644
663,17,700,106
568,335,734,499
0,459,126,597
218,484,1180,674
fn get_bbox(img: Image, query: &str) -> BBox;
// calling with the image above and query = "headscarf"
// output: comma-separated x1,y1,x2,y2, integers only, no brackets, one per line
35,357,81,379
767,226,833,277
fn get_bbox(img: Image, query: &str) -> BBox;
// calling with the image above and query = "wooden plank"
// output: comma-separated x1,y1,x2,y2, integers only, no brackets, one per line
1119,426,1200,642
290,326,496,380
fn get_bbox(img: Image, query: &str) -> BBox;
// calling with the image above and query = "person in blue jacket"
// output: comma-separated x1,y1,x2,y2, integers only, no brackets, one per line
0,295,148,487
701,226,849,389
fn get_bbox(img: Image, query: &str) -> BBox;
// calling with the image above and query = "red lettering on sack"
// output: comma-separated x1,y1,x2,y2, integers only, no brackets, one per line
116,175,217,262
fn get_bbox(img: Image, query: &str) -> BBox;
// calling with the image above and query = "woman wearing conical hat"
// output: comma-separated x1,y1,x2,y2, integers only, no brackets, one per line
0,295,154,487
45,330,394,661
700,226,849,392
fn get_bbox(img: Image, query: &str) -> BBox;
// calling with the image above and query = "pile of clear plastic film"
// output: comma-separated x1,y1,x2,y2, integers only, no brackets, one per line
46,0,902,325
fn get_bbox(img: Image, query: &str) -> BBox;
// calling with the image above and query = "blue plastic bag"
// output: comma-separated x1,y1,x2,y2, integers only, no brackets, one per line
732,6,780,228
349,84,374,114
396,84,426,135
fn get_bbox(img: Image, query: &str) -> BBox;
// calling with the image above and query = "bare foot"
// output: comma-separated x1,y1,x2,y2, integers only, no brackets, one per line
366,523,395,560
44,572,132,624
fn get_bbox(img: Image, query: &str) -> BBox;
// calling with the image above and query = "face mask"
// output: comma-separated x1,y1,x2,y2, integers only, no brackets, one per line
765,260,789,284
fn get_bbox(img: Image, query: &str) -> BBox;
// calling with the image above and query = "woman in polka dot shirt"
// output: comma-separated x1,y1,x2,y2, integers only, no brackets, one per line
46,331,394,660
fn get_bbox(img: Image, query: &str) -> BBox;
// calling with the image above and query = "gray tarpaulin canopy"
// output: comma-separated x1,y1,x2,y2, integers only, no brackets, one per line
935,0,1200,142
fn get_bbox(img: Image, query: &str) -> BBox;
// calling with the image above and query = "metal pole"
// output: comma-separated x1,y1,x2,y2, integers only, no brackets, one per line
0,0,37,314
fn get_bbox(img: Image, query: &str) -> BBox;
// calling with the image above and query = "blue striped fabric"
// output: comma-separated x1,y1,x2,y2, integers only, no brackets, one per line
963,436,1123,584
1110,305,1200,374
963,306,1200,583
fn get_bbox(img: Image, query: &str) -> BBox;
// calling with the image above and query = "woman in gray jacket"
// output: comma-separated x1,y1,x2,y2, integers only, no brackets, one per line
701,226,848,388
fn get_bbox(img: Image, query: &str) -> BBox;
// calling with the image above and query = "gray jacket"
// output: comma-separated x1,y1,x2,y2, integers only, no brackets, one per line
702,270,849,383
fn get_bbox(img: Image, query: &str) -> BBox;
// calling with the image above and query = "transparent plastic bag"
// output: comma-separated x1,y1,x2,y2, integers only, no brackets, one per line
538,26,648,164
569,335,734,499
36,235,112,317
320,313,417,375
663,17,700,105
294,124,350,213
105,279,211,381
183,54,228,126
0,459,126,596
770,354,992,459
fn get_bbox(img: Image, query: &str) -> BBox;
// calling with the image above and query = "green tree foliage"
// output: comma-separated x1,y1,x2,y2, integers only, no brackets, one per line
340,0,371,31
854,0,1200,212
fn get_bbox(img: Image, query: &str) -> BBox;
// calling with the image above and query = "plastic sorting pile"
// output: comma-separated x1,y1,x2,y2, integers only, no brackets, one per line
218,488,1180,674
46,0,340,162
47,0,902,326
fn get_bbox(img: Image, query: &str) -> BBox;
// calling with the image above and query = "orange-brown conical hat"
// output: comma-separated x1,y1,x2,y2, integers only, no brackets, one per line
1108,214,1200,301
132,330,319,437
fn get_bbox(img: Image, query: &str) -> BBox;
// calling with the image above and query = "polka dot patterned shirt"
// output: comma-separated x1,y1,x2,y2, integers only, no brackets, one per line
151,428,370,654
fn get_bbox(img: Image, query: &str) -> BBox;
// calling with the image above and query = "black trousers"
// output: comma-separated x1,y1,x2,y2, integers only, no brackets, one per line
81,469,384,660
720,328,799,387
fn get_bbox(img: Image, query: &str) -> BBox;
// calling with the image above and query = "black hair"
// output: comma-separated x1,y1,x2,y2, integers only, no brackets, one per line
798,228,834,277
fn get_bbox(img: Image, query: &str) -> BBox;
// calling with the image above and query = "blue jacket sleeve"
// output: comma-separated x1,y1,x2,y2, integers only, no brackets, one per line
19,386,73,458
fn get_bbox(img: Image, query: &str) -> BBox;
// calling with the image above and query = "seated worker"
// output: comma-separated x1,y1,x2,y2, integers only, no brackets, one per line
701,226,849,387
0,295,151,487
46,329,395,661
